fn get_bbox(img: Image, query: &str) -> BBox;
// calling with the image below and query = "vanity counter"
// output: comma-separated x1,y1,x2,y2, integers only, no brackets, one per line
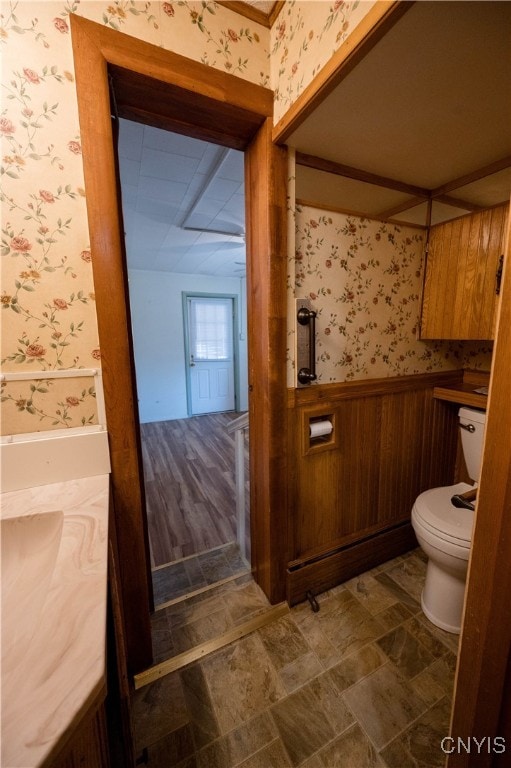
1,474,110,768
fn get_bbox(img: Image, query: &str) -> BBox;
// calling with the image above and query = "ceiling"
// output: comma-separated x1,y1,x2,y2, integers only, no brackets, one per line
118,120,246,277
288,0,511,227
118,0,511,277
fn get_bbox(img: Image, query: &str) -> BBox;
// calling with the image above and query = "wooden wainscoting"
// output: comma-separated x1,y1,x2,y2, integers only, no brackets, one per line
286,371,464,604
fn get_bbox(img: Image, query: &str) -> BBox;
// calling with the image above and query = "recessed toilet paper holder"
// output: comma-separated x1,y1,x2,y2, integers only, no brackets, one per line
302,410,337,455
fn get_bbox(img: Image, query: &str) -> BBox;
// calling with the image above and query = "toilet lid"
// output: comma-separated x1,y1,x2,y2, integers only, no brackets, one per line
414,483,475,544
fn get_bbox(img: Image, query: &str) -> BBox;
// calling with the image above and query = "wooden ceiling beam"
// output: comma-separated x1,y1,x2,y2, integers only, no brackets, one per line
375,195,427,219
431,155,511,198
433,194,484,212
296,151,430,198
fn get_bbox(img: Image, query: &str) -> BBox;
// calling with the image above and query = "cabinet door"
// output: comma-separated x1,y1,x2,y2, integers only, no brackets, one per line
420,204,508,340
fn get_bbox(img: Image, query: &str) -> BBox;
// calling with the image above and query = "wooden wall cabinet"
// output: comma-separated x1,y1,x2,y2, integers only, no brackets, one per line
420,203,508,340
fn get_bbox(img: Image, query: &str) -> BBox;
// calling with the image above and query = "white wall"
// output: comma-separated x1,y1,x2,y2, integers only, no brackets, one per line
128,270,248,422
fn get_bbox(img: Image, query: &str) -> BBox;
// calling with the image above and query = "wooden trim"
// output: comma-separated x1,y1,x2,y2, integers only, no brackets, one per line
434,194,485,212
376,195,429,220
448,206,511,766
272,1,413,144
296,151,429,199
71,14,153,675
431,156,511,199
287,370,464,409
269,1,286,27
217,1,285,28
218,1,274,28
71,14,286,674
134,602,290,688
287,523,417,605
245,120,289,603
154,571,248,611
296,198,428,231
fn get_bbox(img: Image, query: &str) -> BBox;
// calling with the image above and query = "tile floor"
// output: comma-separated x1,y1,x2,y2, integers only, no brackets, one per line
134,549,459,768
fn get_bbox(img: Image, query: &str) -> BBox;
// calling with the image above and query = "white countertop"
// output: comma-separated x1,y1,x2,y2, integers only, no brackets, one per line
1,474,110,768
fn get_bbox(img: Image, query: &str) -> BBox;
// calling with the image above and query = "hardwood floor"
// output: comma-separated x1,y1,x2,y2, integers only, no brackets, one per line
141,412,249,568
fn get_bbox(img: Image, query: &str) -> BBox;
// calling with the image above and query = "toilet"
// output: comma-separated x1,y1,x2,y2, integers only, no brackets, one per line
411,406,486,634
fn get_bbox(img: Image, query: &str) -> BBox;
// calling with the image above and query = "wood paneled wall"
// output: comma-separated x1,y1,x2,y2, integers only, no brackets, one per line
287,371,463,603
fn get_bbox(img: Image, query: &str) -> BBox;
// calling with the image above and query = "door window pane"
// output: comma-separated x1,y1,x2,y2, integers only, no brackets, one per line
190,298,233,361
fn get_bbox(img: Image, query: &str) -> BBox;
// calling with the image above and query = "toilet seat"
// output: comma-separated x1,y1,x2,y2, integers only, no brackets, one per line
413,482,474,547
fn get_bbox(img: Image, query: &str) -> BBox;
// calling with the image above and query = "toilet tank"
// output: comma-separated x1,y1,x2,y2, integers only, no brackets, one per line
459,407,486,482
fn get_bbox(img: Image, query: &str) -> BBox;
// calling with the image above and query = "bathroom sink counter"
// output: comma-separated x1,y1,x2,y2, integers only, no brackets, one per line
1,474,109,768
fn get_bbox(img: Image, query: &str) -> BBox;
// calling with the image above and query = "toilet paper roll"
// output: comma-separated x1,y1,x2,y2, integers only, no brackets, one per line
309,420,333,439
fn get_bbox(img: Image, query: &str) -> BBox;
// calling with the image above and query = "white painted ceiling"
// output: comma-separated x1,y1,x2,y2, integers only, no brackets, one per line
118,120,246,277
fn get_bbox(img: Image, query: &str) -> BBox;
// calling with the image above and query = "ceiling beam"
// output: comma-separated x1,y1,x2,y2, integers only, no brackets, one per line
375,195,427,220
298,152,507,222
296,151,430,198
433,194,484,212
431,155,511,198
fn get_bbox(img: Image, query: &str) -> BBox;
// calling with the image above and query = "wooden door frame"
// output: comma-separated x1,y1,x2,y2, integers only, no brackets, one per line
71,14,288,675
447,208,511,766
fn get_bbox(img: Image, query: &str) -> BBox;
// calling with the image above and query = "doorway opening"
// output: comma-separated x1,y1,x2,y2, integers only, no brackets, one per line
116,118,254,654
72,12,288,675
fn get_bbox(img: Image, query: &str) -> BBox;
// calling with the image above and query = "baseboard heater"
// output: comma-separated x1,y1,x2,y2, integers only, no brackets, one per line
286,521,417,606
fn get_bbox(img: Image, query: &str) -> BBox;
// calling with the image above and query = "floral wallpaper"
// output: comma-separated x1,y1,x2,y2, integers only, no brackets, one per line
1,376,98,435
0,1,494,435
287,204,493,386
271,0,376,123
0,1,269,435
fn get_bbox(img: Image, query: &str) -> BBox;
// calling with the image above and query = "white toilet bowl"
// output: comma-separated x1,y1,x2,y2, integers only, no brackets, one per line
412,482,474,634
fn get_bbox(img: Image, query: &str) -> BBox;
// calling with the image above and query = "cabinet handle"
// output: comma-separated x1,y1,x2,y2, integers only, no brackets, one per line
496,255,504,295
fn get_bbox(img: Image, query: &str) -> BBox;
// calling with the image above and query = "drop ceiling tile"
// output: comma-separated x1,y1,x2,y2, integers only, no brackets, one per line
197,145,224,174
206,177,242,202
125,212,171,251
140,147,201,183
183,212,215,231
216,149,244,181
136,196,181,226
138,176,189,205
191,198,225,218
142,125,210,158
161,226,202,249
119,158,141,187
121,183,138,209
118,119,144,161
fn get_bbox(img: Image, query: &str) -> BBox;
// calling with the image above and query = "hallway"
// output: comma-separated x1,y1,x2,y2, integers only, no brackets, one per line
141,412,249,568
133,549,458,768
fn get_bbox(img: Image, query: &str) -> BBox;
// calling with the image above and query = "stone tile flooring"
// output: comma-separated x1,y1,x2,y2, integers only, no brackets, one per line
134,549,459,767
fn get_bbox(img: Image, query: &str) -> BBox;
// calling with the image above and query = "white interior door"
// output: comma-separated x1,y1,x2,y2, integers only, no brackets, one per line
187,296,235,415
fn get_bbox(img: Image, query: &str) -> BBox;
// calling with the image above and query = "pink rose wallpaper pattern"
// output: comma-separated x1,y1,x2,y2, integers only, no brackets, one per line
0,1,270,434
0,1,493,434
288,205,492,384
